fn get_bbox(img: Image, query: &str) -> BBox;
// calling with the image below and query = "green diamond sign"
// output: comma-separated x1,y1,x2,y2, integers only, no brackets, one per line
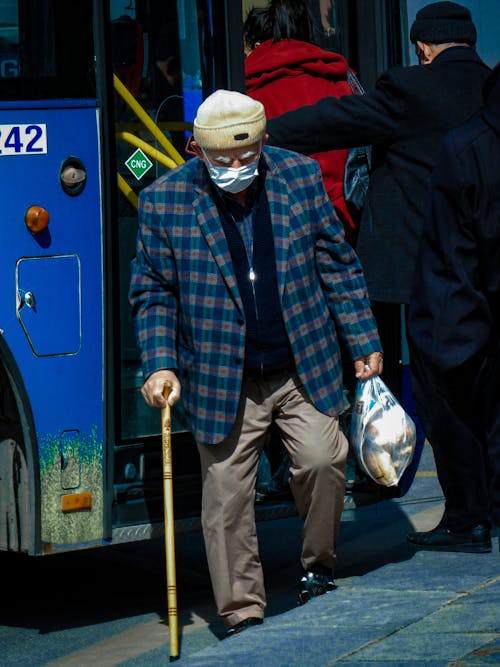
125,148,153,180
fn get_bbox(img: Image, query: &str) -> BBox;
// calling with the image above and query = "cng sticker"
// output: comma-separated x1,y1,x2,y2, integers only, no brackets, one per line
125,148,153,180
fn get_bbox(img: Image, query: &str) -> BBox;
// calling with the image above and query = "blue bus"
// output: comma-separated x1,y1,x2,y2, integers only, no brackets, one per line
1,0,498,556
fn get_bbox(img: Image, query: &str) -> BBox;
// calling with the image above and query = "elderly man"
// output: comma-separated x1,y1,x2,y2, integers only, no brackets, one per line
129,89,382,636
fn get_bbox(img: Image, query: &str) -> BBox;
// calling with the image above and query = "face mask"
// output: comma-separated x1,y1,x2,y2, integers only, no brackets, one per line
202,149,260,194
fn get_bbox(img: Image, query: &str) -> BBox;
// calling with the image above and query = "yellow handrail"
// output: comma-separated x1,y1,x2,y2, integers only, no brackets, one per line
113,73,185,166
117,131,178,170
117,173,139,210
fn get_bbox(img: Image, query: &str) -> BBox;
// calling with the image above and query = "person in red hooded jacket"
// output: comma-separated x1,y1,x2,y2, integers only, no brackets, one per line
244,0,359,246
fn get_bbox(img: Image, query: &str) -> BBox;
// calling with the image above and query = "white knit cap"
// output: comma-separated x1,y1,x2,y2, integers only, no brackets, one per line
193,89,266,150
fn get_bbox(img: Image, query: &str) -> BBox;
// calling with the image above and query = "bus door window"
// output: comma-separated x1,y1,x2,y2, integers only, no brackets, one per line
111,16,145,101
110,1,215,441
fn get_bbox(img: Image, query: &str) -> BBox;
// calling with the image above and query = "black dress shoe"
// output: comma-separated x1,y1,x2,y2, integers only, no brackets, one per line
407,522,492,553
298,565,336,605
225,616,263,638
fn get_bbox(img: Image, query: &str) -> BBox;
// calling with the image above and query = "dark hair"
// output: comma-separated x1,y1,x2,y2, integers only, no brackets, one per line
268,0,316,43
243,0,317,51
243,7,272,52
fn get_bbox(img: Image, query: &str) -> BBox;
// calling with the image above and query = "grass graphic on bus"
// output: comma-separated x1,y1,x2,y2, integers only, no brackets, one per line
38,427,103,549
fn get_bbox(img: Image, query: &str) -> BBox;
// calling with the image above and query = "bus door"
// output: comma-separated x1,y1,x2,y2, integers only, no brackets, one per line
108,1,246,537
0,1,105,553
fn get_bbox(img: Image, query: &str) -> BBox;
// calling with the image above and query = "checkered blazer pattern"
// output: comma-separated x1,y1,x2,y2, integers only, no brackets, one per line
129,146,381,445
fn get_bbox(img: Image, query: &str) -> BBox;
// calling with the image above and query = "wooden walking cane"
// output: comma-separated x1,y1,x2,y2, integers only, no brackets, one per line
162,383,180,661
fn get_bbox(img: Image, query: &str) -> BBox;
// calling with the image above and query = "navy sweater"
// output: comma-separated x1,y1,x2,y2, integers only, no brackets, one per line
217,181,293,376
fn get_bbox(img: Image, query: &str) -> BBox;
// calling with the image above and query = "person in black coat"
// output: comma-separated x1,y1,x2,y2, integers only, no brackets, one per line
407,64,500,552
266,2,494,549
266,1,490,395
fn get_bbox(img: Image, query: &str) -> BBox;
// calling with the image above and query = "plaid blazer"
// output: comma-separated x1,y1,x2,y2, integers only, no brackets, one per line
129,146,381,445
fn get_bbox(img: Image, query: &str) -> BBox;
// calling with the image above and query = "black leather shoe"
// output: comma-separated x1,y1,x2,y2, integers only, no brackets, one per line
298,565,336,605
407,522,492,553
225,617,263,638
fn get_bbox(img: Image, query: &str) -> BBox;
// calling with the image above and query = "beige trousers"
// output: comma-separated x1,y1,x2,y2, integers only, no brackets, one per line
196,370,348,627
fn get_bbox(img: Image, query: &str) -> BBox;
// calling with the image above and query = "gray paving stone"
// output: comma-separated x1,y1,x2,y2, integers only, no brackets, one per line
450,637,500,666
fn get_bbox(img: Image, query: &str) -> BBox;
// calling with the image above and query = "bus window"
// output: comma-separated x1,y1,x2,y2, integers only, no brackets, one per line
111,1,212,441
0,0,18,77
0,1,95,99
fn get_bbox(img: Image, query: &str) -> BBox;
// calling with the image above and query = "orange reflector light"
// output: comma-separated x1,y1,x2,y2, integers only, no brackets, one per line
61,492,92,512
25,205,50,234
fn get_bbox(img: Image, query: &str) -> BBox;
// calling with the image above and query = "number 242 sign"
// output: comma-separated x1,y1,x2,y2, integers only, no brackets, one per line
0,124,47,156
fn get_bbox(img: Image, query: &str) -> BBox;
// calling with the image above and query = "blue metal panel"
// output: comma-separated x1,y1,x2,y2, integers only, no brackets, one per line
0,100,105,546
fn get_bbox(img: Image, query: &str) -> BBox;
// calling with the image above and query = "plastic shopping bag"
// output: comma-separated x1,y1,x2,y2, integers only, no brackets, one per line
350,375,416,487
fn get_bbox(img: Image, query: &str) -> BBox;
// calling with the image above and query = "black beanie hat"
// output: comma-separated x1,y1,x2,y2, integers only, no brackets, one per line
410,1,476,45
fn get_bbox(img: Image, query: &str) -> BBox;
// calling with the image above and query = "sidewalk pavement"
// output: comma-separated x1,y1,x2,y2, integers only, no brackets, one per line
122,443,499,667
174,543,499,667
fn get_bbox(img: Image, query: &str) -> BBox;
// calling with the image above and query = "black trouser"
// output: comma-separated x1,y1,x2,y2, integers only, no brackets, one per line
442,344,500,529
487,366,500,527
409,341,492,531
